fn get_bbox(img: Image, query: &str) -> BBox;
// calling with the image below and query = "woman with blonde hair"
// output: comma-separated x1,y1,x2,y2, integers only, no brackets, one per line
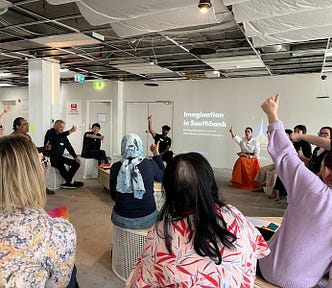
0,135,77,288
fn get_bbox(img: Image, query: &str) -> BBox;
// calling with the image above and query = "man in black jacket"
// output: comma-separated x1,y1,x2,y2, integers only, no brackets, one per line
44,120,83,189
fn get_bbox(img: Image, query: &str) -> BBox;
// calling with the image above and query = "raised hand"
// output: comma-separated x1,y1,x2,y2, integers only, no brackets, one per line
4,105,11,113
150,141,160,156
69,125,77,134
261,94,280,123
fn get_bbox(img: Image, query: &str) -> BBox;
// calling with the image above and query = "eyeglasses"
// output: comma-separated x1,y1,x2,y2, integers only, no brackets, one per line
319,132,330,136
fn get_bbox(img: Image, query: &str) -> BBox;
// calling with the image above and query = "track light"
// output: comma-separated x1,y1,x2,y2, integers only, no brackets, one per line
149,58,158,65
317,74,330,99
198,0,211,13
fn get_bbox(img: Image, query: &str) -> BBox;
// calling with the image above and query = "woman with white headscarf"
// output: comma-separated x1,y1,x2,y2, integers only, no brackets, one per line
110,134,165,229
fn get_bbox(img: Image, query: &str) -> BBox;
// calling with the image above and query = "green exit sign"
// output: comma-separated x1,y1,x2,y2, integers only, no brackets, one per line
93,81,104,89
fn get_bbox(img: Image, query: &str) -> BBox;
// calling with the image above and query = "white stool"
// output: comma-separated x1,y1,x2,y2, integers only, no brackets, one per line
111,224,148,281
265,171,277,196
45,166,63,190
154,184,165,211
82,158,98,179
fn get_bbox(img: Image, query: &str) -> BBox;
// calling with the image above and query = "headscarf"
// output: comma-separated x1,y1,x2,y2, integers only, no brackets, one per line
116,134,146,199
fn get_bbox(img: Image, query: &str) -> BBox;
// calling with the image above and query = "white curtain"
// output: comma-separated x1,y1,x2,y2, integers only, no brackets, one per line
46,0,227,38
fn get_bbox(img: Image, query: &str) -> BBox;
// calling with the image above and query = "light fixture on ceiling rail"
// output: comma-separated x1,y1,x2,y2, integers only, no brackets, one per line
198,0,211,13
149,58,158,65
317,74,330,99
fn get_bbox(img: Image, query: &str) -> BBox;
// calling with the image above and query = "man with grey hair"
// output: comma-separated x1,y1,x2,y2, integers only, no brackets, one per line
44,120,83,189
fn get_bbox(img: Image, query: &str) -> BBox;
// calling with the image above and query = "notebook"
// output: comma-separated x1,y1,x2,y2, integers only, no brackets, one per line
47,205,69,221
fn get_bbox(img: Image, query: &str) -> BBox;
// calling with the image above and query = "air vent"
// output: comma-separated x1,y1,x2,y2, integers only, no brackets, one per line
189,47,216,55
144,82,159,87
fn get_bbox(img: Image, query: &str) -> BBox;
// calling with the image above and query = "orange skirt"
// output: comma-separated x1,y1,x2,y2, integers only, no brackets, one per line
230,156,260,190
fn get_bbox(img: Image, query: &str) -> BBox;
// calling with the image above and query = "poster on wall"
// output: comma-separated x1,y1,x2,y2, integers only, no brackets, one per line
69,102,79,114
97,113,106,123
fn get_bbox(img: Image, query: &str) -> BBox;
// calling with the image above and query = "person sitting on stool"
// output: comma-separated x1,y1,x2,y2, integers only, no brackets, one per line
44,120,83,189
81,123,109,165
148,115,173,164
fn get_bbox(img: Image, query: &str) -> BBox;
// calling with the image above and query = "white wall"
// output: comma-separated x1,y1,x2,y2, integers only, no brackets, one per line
123,74,332,169
0,73,331,169
0,87,28,137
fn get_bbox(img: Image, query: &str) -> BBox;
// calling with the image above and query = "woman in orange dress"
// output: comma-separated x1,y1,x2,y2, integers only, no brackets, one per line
229,126,260,190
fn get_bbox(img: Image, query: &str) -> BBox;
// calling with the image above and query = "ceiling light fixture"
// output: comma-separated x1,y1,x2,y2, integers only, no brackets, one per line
149,58,158,65
59,68,69,73
198,0,211,13
0,83,13,87
317,74,330,99
0,72,12,77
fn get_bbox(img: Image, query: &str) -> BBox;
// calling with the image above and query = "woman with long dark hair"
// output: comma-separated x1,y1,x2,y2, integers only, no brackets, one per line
124,152,269,287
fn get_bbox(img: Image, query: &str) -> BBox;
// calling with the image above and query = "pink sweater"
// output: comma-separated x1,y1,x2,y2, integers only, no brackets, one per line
259,120,332,288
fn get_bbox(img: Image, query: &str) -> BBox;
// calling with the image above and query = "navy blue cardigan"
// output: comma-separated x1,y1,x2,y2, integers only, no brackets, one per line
110,156,164,218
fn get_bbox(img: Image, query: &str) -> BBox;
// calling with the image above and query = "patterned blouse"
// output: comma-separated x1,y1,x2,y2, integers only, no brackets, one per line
124,205,270,288
0,208,76,288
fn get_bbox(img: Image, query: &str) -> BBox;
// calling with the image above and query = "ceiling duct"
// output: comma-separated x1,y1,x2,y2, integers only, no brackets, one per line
189,47,216,55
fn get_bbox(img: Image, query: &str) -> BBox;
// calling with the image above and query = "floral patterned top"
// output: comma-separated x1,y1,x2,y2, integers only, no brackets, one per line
0,208,76,288
124,205,270,288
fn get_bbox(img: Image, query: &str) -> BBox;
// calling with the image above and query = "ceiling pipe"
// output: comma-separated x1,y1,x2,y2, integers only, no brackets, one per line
321,38,330,74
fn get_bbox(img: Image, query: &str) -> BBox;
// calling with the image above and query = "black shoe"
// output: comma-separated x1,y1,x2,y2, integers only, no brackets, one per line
46,188,55,195
72,181,84,187
61,182,77,189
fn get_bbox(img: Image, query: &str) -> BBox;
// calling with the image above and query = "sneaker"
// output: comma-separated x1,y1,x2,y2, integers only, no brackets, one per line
61,182,77,189
72,181,84,187
46,188,55,195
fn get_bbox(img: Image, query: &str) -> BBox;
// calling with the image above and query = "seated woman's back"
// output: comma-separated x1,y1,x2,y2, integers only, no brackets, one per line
1,208,76,287
110,134,164,229
110,158,162,218
124,152,269,287
0,135,76,288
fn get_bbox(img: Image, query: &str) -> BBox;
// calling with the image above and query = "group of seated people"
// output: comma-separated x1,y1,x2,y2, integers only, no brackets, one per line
0,105,111,190
229,115,332,205
1,94,332,287
254,125,331,200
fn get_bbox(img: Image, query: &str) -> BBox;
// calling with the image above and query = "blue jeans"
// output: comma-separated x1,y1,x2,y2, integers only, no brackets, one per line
111,210,158,229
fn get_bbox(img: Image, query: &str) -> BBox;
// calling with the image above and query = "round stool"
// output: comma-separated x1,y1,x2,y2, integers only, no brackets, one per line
45,166,63,191
111,223,148,281
153,182,165,211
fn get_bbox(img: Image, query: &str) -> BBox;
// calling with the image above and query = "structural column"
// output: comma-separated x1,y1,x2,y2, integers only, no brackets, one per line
113,80,124,157
28,59,60,147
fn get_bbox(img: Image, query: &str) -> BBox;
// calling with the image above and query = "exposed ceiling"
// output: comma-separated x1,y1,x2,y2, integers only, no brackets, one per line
0,0,331,87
